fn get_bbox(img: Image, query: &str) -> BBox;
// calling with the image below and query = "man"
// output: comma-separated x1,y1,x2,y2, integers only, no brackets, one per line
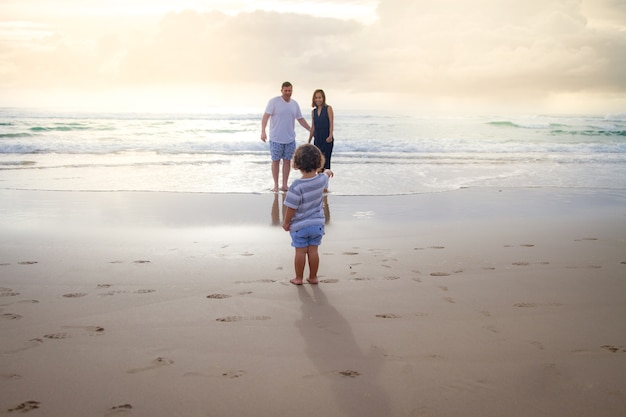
261,81,311,192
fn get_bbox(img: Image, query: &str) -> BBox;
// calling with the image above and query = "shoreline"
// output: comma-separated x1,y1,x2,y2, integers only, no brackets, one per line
1,187,625,416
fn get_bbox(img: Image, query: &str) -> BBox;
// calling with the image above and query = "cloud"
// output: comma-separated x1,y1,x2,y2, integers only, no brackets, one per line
0,0,624,113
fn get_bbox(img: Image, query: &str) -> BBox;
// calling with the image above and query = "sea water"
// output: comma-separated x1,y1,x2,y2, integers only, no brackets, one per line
1,108,625,195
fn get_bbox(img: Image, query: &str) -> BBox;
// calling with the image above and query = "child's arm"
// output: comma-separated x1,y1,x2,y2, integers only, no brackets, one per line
324,169,334,178
282,206,296,231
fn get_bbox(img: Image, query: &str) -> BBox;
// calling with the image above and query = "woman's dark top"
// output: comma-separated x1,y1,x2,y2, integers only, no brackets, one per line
312,105,334,170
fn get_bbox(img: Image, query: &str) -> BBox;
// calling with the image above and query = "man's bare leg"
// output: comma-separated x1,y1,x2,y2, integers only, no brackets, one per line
271,160,280,192
281,159,291,191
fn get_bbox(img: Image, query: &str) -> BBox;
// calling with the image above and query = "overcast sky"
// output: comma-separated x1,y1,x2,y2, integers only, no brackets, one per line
1,0,625,115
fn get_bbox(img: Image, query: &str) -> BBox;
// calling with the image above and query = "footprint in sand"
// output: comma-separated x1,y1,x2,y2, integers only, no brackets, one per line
443,296,456,304
17,261,38,265
384,276,400,280
221,370,246,379
62,293,87,298
98,290,129,297
0,373,22,380
7,400,40,413
183,369,247,379
601,345,626,353
105,403,133,416
514,302,563,308
43,332,71,340
483,325,501,334
132,260,151,264
207,294,231,299
0,289,20,297
512,261,549,266
338,370,360,378
428,246,445,249
530,341,545,350
319,278,339,283
235,279,276,284
4,338,44,354
134,289,156,294
215,315,271,322
564,264,602,269
1,313,23,320
62,325,105,336
375,313,402,319
127,357,174,374
430,272,450,277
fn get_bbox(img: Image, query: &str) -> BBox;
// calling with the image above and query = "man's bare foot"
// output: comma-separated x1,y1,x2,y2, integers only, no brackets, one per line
271,186,279,193
307,277,319,285
280,186,289,192
290,278,304,285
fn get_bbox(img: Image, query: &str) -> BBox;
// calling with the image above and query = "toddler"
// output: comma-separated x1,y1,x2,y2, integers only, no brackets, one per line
282,144,334,285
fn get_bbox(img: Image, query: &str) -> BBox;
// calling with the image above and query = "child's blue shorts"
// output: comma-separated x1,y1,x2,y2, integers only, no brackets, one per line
290,225,325,248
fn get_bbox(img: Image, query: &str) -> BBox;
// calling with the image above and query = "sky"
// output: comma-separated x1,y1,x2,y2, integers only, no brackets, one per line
1,0,625,115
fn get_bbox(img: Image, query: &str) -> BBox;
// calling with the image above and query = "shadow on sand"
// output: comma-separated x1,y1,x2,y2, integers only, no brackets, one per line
295,285,392,416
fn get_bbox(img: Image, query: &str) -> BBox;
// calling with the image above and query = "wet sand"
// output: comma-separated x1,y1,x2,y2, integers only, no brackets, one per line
1,188,625,416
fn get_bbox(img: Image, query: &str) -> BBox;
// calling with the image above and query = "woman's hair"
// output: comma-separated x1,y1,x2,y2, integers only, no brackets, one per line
311,89,327,107
293,144,324,173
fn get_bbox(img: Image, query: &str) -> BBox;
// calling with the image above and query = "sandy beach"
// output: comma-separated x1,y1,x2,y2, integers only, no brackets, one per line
1,187,625,417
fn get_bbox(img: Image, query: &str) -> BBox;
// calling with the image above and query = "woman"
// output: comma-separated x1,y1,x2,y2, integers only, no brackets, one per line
308,89,334,171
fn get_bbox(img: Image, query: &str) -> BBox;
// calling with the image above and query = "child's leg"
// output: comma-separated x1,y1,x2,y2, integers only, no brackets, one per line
306,245,320,284
290,247,308,285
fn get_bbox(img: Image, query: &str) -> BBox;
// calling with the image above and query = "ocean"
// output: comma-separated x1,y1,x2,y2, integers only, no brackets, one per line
1,108,625,196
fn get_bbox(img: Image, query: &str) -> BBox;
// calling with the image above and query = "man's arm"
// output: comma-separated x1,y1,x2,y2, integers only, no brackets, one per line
261,113,270,142
297,117,311,132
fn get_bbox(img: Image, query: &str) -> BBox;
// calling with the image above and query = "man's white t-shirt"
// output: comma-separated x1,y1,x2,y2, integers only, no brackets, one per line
264,97,304,144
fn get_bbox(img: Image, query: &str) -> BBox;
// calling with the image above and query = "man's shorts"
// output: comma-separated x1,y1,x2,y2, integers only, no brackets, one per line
270,141,297,161
290,224,325,248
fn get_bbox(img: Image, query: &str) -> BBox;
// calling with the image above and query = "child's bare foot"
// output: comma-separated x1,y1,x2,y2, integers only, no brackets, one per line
306,277,319,285
290,278,304,285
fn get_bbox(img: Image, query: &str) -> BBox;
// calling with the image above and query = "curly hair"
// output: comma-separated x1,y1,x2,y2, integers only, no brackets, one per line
292,144,325,173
